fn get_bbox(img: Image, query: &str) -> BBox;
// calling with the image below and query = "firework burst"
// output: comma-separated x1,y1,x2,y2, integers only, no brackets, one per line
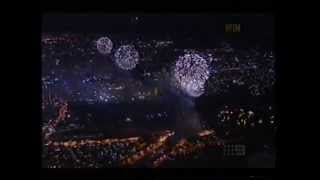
173,53,210,97
96,37,113,55
114,45,139,70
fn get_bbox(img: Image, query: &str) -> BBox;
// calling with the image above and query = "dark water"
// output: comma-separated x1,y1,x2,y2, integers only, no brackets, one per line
67,91,209,139
64,84,275,141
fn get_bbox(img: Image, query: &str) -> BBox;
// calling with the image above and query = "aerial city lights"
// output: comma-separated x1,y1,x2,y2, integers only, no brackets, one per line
42,15,276,168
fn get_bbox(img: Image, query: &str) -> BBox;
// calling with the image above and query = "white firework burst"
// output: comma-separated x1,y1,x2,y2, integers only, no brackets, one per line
96,37,113,55
173,53,210,97
114,45,139,70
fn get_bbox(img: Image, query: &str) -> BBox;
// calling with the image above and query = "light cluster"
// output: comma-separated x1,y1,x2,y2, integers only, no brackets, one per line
152,129,220,167
114,45,140,70
173,53,210,97
96,37,113,55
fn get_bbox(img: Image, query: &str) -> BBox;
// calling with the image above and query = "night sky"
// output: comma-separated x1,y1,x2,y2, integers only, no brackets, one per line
42,14,274,47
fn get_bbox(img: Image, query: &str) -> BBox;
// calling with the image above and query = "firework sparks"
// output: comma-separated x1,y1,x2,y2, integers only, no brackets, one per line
96,37,113,55
173,53,210,97
114,45,139,70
